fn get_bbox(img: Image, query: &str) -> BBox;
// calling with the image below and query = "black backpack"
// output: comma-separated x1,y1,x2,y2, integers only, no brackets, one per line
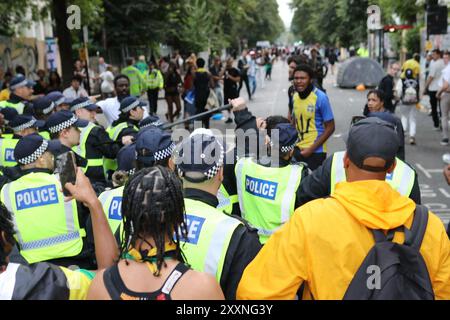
343,205,435,300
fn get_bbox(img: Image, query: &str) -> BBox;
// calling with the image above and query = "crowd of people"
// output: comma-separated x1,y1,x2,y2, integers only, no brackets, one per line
0,43,448,300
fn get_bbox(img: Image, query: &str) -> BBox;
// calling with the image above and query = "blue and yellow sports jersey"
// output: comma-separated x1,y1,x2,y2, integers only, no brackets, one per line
292,88,334,153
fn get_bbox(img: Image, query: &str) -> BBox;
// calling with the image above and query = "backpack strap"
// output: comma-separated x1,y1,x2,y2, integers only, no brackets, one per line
404,205,429,249
160,263,190,296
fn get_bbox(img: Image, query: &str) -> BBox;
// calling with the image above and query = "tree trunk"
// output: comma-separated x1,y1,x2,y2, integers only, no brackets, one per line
52,0,73,88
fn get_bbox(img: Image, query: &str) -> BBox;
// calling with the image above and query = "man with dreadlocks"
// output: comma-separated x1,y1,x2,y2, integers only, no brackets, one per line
87,166,224,300
176,129,261,300
0,167,118,299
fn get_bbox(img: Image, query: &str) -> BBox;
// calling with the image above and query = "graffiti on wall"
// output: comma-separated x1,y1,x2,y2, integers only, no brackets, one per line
0,36,39,79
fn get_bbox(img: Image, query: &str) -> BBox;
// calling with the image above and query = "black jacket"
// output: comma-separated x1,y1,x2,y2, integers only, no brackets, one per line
297,153,422,207
184,188,261,300
82,125,122,183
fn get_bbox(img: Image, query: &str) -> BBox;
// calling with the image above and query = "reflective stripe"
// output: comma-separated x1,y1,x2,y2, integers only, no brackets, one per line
1,183,24,245
235,158,246,218
64,197,76,233
395,162,415,196
21,231,80,250
280,165,302,223
331,151,346,194
257,227,277,237
203,217,241,277
87,159,103,167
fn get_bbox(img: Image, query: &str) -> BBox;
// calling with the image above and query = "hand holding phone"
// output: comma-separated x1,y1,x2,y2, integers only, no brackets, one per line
55,151,77,196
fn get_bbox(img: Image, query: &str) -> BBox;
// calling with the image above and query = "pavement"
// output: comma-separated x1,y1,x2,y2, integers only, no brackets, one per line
144,59,450,226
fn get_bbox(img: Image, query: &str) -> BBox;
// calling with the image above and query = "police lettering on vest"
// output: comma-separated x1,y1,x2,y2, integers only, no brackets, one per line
108,196,122,221
5,148,15,162
15,185,59,210
184,214,205,245
245,175,278,200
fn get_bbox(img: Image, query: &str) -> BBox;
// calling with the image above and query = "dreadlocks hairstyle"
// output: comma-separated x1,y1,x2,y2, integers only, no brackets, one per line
120,166,187,276
0,202,16,267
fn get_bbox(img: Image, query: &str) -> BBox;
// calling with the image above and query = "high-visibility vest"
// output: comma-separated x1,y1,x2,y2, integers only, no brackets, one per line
39,131,50,140
216,184,239,215
98,186,124,237
0,172,84,264
235,157,304,243
0,100,25,114
330,151,416,196
73,122,104,175
121,66,145,97
0,138,19,167
104,122,132,174
180,198,242,282
146,70,164,90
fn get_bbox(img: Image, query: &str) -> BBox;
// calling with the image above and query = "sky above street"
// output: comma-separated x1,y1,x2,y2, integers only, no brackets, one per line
277,0,294,29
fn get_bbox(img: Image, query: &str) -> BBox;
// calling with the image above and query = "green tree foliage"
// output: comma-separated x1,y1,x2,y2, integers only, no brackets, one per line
290,0,423,47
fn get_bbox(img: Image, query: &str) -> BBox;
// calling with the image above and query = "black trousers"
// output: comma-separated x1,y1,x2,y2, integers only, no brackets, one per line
195,96,210,128
293,148,327,171
147,88,159,114
429,91,440,128
238,73,252,99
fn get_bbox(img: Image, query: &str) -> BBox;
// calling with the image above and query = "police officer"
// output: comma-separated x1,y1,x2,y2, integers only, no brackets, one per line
297,117,422,206
0,115,46,168
0,107,19,138
70,97,127,184
0,134,89,267
46,110,88,169
175,129,261,300
99,127,175,242
121,58,146,97
145,61,164,115
0,75,34,114
99,143,136,243
104,96,145,176
46,91,70,111
32,96,56,139
235,123,307,244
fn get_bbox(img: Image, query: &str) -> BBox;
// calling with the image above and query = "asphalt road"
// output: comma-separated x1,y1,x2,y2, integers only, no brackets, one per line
150,59,450,227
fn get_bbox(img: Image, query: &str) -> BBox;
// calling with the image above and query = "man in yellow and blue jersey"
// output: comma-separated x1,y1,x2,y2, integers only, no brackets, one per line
289,64,335,170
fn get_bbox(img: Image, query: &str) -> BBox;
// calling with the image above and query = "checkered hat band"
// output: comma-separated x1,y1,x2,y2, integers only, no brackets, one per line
12,119,36,132
121,100,140,113
70,100,92,112
203,142,224,179
154,142,175,161
10,79,28,90
55,98,65,106
141,120,163,129
43,102,55,115
17,140,48,165
49,116,77,133
280,144,296,153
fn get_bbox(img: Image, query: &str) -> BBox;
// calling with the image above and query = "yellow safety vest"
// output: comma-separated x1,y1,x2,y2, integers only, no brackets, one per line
104,122,133,175
0,138,19,167
235,157,304,243
98,186,124,237
330,151,416,196
0,100,25,114
0,172,84,264
73,122,104,174
180,198,242,282
146,70,164,90
216,184,239,215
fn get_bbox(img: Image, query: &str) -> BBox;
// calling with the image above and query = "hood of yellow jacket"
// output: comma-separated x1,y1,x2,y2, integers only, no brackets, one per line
332,180,416,230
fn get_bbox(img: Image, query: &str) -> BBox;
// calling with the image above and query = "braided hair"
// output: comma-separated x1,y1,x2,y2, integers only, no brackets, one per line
0,202,16,267
120,166,187,276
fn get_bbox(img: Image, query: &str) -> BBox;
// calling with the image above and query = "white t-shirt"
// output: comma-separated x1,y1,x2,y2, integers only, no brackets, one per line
428,59,445,91
438,63,450,89
96,97,149,127
100,71,114,93
62,86,88,102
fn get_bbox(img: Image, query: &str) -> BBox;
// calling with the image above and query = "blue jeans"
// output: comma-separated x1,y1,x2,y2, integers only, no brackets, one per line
248,75,257,95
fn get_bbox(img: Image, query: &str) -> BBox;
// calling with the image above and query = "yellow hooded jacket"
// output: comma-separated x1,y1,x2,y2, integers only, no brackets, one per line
237,180,450,300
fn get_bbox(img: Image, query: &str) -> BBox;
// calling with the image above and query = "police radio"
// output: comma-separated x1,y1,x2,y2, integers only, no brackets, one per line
54,151,77,196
